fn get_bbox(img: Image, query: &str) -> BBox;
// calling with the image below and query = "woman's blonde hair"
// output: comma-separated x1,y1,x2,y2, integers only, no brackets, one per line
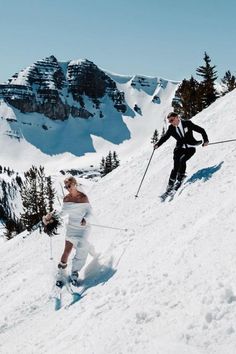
64,176,77,185
64,176,86,197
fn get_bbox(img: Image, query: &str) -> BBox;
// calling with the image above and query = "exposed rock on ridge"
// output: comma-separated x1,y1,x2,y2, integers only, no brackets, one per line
0,56,127,120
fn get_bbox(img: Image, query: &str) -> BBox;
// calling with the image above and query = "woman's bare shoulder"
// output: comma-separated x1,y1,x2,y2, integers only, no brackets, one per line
63,194,71,202
63,193,89,203
81,194,89,203
76,194,89,203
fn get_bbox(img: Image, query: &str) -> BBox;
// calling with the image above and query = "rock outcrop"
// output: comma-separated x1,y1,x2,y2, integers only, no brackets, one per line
0,56,127,120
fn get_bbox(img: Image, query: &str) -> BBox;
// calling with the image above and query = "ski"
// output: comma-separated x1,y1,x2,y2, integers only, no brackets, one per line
51,282,65,311
159,189,175,202
167,189,178,202
159,182,183,202
51,277,84,311
64,291,84,309
160,192,170,202
65,279,84,307
55,293,62,311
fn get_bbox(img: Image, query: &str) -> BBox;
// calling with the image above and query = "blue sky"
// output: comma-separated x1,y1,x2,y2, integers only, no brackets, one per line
0,0,235,82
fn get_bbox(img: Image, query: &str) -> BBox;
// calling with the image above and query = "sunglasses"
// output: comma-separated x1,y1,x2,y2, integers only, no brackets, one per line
64,184,71,189
168,117,177,123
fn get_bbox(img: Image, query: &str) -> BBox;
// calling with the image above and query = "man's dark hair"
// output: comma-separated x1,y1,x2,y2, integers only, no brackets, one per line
167,112,178,119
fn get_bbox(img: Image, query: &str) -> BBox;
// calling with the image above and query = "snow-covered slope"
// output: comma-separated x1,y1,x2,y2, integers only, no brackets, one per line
0,89,236,353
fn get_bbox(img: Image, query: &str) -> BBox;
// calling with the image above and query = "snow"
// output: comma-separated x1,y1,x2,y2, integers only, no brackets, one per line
8,67,32,86
1,85,236,353
0,69,178,172
68,59,86,67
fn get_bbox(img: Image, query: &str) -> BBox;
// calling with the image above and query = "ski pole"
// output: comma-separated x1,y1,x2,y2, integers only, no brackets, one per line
135,148,155,198
89,223,129,232
208,138,236,146
49,237,53,260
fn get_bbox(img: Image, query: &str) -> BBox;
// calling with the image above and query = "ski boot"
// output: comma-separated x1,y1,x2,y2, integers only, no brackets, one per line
160,179,175,201
69,271,81,287
56,262,67,288
174,173,187,191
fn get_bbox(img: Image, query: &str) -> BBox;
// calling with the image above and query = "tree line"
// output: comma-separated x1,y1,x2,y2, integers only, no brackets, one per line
100,151,120,176
172,52,236,119
1,165,55,239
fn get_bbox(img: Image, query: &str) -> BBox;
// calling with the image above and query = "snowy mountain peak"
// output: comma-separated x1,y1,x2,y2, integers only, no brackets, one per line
8,55,64,88
0,56,179,165
0,55,132,120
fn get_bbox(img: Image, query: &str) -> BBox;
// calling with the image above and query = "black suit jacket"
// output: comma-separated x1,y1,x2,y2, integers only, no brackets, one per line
157,120,209,148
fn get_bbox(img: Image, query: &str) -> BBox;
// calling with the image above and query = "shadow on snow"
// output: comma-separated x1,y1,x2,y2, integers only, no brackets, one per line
82,256,117,291
186,161,224,184
71,256,117,305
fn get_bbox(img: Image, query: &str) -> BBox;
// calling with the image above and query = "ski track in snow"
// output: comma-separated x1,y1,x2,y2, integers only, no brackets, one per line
1,90,236,353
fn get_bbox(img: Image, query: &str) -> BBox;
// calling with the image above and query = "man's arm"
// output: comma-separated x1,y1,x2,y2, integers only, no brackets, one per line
154,127,172,149
188,121,209,144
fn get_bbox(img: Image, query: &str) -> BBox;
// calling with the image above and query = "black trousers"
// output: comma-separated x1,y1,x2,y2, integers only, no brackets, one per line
168,147,196,184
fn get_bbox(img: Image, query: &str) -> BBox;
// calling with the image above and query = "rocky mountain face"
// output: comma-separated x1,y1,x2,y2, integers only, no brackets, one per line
0,55,179,158
0,55,127,120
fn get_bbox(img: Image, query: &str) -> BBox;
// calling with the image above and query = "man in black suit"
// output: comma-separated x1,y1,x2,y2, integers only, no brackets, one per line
154,112,209,193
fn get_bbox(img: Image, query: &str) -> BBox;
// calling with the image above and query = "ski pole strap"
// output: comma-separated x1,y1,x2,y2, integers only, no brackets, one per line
89,223,128,232
208,138,236,146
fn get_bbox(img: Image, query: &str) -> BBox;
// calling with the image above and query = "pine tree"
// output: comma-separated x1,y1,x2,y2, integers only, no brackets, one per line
151,129,159,145
221,70,236,94
0,178,24,239
112,151,120,168
37,166,47,217
21,166,39,230
20,165,55,231
196,52,218,108
100,157,106,177
15,174,23,187
4,217,24,240
100,151,120,177
161,127,166,137
173,76,205,119
0,180,11,218
105,151,113,174
0,205,4,219
46,176,55,212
